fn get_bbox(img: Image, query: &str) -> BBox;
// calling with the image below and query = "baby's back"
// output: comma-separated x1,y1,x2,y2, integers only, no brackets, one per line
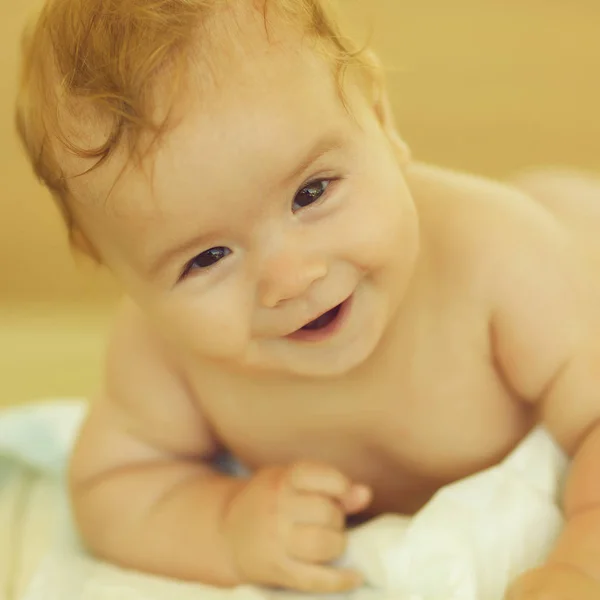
512,168,600,268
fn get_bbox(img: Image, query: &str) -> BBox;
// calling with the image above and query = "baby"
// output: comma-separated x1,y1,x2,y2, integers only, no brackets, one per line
15,0,600,598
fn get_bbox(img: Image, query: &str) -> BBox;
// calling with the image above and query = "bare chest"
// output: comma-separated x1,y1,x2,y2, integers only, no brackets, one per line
191,320,533,515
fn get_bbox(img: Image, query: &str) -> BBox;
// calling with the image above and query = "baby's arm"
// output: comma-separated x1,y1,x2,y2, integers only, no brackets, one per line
70,300,368,592
485,193,600,597
69,300,244,585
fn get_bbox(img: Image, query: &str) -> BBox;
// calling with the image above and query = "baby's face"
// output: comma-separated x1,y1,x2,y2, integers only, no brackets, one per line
73,19,419,378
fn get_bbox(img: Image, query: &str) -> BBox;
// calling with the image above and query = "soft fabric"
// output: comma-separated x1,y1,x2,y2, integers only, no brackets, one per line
0,400,568,600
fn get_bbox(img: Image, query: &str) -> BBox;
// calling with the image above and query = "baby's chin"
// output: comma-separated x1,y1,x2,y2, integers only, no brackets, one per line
241,335,383,379
242,356,366,380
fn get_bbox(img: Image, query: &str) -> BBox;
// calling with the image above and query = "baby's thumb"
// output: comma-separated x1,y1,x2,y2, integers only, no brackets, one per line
341,483,372,515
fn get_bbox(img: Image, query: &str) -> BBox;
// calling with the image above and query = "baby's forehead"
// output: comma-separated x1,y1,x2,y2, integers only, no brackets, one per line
63,9,332,192
67,43,350,217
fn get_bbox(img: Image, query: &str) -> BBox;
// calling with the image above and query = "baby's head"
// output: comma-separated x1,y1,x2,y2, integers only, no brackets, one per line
16,0,420,378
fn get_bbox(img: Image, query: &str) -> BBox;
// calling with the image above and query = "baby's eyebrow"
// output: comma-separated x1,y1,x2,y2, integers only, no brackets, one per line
280,132,346,188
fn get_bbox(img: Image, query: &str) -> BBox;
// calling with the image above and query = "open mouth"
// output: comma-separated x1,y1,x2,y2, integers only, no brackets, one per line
301,304,343,331
286,296,352,342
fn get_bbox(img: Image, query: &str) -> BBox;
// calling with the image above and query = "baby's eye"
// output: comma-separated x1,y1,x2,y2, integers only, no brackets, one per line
181,246,231,279
292,179,331,212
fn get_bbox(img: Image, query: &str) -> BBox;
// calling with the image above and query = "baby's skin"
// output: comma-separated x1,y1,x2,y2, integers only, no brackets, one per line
64,5,600,598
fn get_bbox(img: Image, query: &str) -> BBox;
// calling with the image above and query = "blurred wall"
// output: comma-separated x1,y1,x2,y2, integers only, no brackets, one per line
367,1,600,175
1,0,599,404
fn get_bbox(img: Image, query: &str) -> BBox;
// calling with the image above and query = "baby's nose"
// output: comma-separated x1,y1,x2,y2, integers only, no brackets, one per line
259,248,327,308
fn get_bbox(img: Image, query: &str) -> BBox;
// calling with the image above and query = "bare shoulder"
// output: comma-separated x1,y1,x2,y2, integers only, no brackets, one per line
98,297,217,457
407,163,600,451
409,162,590,393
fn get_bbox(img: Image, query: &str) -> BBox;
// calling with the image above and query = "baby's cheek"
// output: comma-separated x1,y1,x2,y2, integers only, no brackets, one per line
346,197,406,270
191,317,249,359
158,294,253,360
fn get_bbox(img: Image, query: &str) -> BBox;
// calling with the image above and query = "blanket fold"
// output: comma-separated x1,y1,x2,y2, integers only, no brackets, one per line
0,400,568,600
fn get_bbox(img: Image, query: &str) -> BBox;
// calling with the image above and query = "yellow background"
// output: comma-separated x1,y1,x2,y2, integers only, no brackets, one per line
1,1,599,405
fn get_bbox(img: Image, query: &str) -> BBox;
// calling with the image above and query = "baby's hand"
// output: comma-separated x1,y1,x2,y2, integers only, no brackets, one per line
222,461,372,592
506,564,600,599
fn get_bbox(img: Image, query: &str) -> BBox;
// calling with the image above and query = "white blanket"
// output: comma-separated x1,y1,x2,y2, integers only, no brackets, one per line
0,400,568,600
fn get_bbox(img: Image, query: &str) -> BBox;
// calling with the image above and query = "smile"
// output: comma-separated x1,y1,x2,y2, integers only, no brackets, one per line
287,296,352,342
302,304,342,330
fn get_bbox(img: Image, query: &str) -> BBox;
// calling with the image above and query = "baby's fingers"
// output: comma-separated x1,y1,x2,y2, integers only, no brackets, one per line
289,494,345,530
280,561,363,594
287,524,347,564
288,461,371,513
289,461,350,495
343,483,372,515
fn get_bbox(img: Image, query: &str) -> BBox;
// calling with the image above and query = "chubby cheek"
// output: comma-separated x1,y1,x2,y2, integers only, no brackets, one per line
343,176,414,274
150,283,254,360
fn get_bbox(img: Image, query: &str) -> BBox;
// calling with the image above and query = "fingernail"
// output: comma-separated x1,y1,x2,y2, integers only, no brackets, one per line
353,484,372,504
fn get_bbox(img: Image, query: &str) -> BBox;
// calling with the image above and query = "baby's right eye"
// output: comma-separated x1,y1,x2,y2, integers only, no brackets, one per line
180,247,232,279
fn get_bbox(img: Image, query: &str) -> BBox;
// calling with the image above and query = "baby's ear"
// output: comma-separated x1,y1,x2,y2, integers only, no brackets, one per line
367,56,411,165
373,87,411,165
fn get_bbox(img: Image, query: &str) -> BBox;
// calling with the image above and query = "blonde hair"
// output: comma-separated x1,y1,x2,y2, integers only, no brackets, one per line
15,0,380,237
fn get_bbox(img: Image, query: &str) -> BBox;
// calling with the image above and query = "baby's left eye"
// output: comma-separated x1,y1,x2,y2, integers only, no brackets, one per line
292,179,331,212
